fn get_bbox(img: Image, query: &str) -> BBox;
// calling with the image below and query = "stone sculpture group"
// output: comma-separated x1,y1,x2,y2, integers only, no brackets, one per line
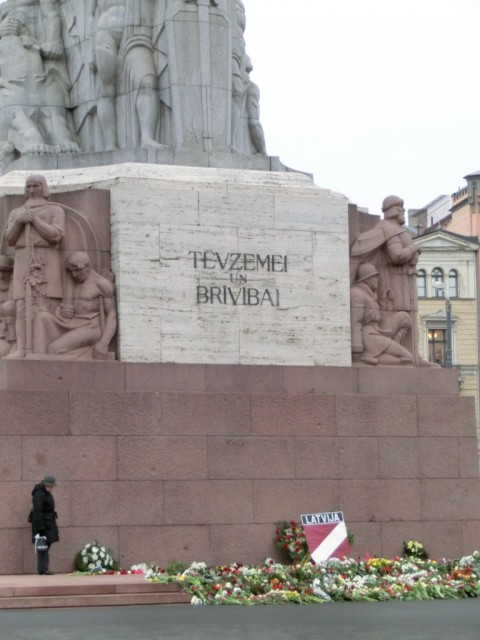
0,175,117,360
0,0,267,166
350,195,430,367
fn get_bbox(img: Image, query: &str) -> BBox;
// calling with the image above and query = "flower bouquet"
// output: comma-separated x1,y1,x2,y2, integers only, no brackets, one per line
74,541,120,573
275,521,309,563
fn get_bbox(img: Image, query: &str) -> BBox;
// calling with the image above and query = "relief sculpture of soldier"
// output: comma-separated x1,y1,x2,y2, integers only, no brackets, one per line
0,255,16,357
88,0,166,150
350,262,413,366
4,174,65,359
350,195,434,366
2,175,117,360
33,251,117,359
0,0,80,162
231,0,267,155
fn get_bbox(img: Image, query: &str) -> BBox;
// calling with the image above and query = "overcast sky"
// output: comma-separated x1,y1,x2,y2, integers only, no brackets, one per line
1,0,478,215
243,0,480,214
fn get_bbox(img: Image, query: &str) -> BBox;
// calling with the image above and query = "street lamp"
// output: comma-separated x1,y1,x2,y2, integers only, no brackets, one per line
431,281,452,368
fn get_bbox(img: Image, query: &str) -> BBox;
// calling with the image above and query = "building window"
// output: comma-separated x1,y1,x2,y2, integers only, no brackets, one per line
417,269,426,297
449,269,458,298
431,268,444,297
427,328,447,364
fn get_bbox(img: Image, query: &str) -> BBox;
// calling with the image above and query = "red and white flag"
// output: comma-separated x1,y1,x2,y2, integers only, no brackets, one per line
301,512,350,563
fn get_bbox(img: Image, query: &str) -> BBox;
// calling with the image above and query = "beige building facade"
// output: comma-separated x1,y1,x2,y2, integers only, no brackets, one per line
413,229,480,438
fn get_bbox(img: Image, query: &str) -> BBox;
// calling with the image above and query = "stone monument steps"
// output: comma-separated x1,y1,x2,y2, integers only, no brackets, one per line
0,574,189,610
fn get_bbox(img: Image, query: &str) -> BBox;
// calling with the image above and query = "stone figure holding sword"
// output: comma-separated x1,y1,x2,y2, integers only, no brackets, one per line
3,174,65,358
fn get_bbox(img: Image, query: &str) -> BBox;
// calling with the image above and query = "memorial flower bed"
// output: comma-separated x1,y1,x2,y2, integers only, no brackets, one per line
146,552,480,605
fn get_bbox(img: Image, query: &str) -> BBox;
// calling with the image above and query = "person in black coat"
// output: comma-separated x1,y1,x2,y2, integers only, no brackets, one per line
30,475,59,575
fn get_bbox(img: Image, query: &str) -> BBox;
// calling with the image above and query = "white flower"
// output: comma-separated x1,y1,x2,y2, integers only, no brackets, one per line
88,563,95,569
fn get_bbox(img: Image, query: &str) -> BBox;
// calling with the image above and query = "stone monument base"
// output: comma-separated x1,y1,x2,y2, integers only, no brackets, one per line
1,361,479,574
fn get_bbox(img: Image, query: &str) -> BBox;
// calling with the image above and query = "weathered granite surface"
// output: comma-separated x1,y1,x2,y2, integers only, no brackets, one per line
0,362,478,573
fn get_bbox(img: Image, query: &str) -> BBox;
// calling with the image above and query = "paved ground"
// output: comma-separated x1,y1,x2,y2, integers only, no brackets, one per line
1,599,479,640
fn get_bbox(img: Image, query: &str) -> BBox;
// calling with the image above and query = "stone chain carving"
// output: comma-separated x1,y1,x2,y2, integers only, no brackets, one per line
0,175,117,360
0,0,267,163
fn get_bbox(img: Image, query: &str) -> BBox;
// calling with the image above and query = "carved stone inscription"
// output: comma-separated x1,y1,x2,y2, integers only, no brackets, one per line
189,250,287,307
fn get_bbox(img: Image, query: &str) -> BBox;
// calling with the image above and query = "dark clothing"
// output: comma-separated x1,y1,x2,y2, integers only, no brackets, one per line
31,482,58,575
31,483,59,545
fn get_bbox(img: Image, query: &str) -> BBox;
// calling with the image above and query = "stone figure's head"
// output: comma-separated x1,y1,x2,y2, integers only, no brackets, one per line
66,252,91,283
382,195,405,223
0,255,13,291
25,175,49,200
356,263,380,290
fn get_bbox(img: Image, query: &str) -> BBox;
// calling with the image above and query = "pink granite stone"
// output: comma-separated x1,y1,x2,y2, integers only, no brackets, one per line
208,437,295,479
250,394,336,436
418,438,461,478
54,188,111,252
205,365,284,393
165,481,253,525
459,438,480,478
378,438,420,479
338,479,422,522
125,363,206,392
418,396,477,437
210,524,278,565
295,437,379,479
421,479,480,520
117,436,208,480
71,481,164,526
0,528,24,574
253,479,338,523
357,367,459,396
22,436,117,481
381,521,464,560
342,521,382,558
336,395,418,436
162,393,250,435
0,391,69,435
69,392,162,435
0,361,126,392
119,526,210,568
0,437,22,481
0,483,34,528
462,520,480,554
283,367,357,394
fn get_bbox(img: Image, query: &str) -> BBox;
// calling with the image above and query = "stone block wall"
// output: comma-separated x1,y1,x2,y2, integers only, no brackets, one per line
0,362,479,574
0,164,352,367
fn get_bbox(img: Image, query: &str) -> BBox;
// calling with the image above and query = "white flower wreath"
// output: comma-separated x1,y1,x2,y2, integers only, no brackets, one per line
75,540,118,572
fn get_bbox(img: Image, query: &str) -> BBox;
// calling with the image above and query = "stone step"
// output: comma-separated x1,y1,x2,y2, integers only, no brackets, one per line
0,574,190,609
0,591,190,609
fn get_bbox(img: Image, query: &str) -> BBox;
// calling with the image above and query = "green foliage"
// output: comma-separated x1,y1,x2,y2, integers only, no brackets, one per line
403,539,428,561
165,560,187,575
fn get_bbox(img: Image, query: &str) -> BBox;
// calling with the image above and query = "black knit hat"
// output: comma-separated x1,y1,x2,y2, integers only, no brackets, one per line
42,475,56,487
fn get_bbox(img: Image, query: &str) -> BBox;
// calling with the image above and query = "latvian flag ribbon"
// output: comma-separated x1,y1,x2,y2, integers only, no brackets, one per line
301,511,350,563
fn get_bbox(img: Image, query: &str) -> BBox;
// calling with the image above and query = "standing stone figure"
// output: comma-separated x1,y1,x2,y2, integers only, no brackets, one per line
0,255,15,357
4,174,65,359
33,251,117,359
350,195,425,365
231,0,266,155
89,0,165,150
350,262,413,366
0,0,79,162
